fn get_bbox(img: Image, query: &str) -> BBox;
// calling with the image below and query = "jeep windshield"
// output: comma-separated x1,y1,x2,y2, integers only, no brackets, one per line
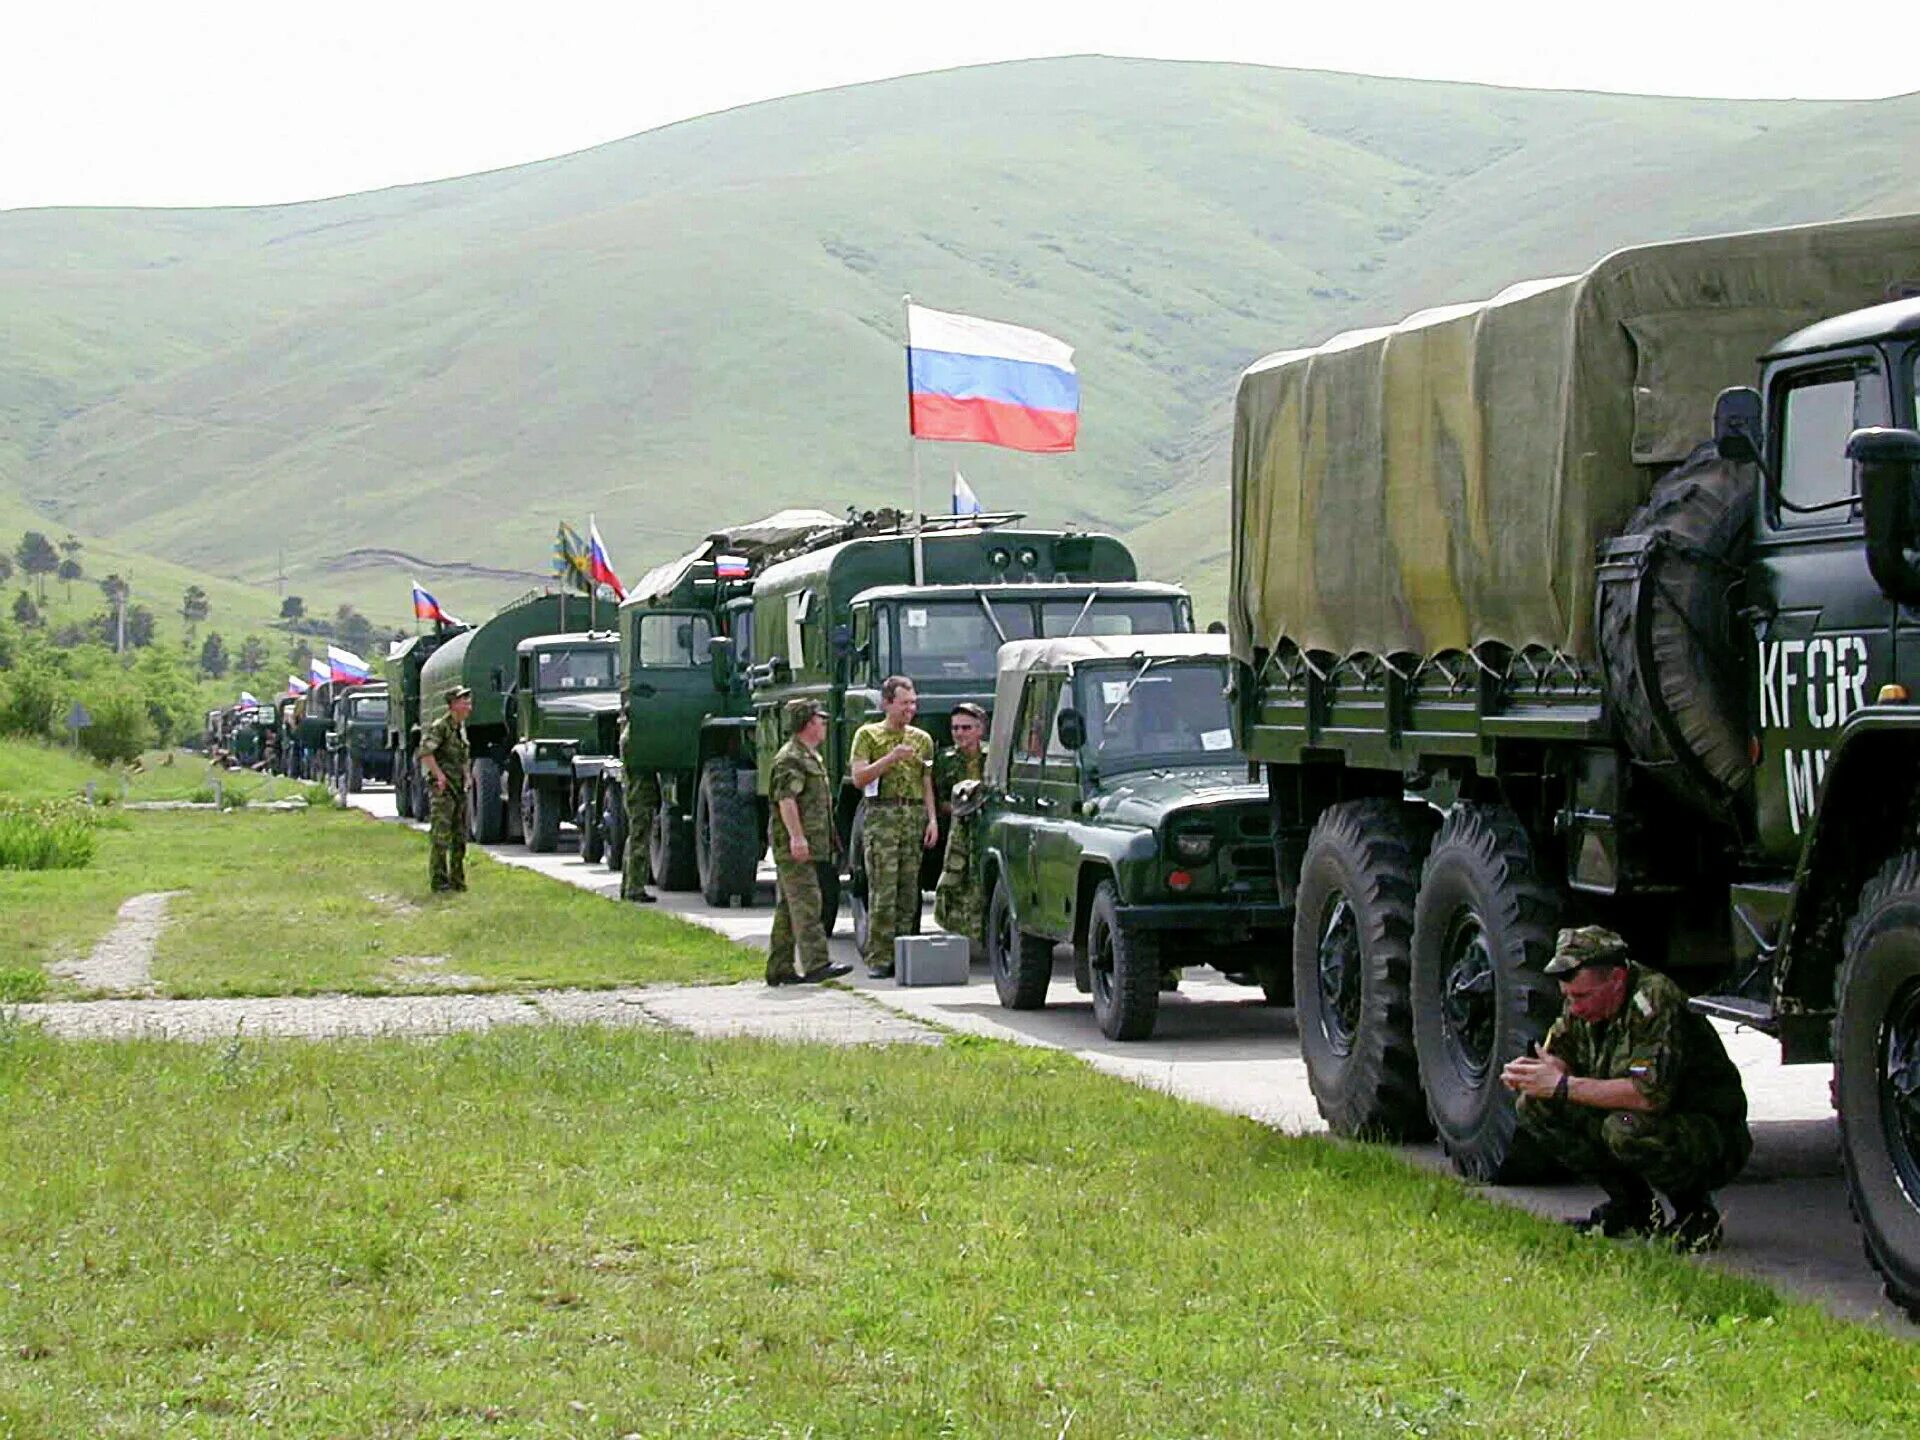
1078,660,1240,769
535,647,617,692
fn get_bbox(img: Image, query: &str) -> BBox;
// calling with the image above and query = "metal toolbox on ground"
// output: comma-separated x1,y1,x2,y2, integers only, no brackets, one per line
894,933,970,986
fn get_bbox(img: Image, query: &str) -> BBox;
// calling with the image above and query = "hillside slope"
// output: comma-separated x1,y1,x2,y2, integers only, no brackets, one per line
4,57,1916,623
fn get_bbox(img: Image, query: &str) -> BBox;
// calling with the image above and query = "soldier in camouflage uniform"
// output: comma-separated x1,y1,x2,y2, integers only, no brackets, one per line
1502,926,1752,1250
932,701,990,952
418,685,473,893
849,675,939,978
617,713,659,904
767,700,850,986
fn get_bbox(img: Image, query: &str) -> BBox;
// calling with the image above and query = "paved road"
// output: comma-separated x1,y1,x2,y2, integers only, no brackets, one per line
347,788,1913,1334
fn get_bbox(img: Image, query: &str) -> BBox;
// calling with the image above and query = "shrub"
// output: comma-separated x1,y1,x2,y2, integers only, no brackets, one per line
0,800,97,870
0,967,47,1003
0,659,61,739
72,685,153,765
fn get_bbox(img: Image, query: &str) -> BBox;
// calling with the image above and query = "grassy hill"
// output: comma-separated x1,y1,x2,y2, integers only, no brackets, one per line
4,57,1920,625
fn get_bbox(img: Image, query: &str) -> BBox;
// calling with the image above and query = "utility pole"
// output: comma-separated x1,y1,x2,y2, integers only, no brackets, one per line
276,548,286,599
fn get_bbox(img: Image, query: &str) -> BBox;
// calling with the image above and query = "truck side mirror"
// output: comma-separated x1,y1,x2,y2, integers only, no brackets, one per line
1852,427,1920,605
708,634,735,686
1713,387,1764,464
830,624,854,658
1056,708,1086,750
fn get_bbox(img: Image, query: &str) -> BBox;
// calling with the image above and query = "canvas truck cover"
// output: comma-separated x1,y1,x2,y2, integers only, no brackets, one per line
1230,214,1920,666
626,509,844,606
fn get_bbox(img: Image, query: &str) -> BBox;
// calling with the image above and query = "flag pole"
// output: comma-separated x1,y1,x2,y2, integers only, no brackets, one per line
589,516,598,632
904,293,925,586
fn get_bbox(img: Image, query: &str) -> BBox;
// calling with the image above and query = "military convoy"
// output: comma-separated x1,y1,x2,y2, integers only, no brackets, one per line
1228,214,1920,1313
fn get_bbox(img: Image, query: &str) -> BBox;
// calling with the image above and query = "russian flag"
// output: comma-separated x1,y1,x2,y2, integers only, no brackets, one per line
287,675,309,696
327,644,372,685
309,657,330,691
908,303,1078,454
411,577,461,627
588,517,625,601
238,690,260,706
714,554,750,580
953,470,984,516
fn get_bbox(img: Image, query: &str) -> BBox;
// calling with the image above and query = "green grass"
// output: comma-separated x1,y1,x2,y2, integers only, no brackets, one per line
0,738,109,803
0,1024,1910,1437
8,806,752,998
0,799,97,871
0,740,320,807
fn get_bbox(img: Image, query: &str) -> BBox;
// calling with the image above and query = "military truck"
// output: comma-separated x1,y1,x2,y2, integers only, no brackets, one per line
417,591,587,843
1228,214,1920,1314
576,510,845,900
508,631,620,852
270,695,304,776
748,511,1194,948
977,634,1288,1039
223,704,274,769
323,683,393,795
383,624,472,821
291,687,333,780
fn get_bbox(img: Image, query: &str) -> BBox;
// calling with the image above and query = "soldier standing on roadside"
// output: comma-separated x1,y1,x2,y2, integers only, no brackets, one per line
617,713,659,904
767,700,852,986
849,675,938,978
418,685,473,894
933,702,990,952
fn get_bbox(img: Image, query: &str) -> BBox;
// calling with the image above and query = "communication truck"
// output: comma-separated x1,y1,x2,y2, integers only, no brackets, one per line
749,510,1193,947
417,591,587,842
1229,214,1920,1314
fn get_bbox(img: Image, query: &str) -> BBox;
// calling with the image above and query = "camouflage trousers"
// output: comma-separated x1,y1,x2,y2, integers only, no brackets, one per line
622,770,661,899
429,779,468,892
1516,1094,1751,1197
862,805,925,971
768,857,832,983
933,809,985,950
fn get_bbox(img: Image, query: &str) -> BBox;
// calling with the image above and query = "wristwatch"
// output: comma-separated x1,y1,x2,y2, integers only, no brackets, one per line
1553,1073,1570,1103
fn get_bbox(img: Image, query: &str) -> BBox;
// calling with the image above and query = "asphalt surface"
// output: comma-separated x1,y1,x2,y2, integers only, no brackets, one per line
346,787,1915,1335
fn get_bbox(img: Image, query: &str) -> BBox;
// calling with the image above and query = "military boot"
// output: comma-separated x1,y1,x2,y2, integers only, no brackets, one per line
1661,1192,1725,1253
1567,1173,1662,1239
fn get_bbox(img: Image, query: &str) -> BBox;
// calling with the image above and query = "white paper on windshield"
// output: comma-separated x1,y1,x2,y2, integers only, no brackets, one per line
905,608,928,628
538,653,551,663
560,677,575,688
1201,728,1233,751
1101,681,1129,705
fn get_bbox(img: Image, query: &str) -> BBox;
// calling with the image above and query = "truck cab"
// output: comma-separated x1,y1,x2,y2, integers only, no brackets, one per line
509,631,620,852
325,684,392,795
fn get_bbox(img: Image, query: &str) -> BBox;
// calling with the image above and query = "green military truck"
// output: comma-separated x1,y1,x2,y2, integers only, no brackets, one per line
578,510,847,901
748,511,1194,948
1229,214,1920,1314
508,630,620,852
224,704,275,770
383,624,472,821
270,695,305,776
417,591,587,843
323,683,393,796
291,686,333,780
978,634,1288,1039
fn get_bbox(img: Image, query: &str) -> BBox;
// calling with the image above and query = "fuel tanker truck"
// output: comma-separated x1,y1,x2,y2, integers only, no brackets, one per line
417,591,588,842
1228,213,1920,1315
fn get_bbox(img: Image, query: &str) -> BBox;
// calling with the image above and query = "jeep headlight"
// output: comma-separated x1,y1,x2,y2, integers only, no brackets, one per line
1172,827,1217,862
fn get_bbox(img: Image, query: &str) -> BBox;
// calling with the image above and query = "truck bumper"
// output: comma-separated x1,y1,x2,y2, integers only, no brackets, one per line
1113,901,1291,933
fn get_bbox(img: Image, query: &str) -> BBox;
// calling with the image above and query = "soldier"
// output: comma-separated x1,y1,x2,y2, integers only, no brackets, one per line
767,700,851,986
617,712,659,904
418,685,473,894
1501,926,1752,1251
848,675,938,978
932,701,990,952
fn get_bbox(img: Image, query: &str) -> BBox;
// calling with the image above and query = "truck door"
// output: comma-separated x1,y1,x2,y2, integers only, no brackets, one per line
628,611,716,774
1750,351,1892,859
1000,671,1061,923
1028,674,1087,941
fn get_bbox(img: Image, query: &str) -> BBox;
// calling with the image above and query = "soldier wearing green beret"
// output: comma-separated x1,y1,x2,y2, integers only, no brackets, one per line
1501,925,1752,1250
418,686,473,893
766,699,850,986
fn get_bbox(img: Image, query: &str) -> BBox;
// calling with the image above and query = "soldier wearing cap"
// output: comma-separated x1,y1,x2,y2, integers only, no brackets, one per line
932,701,990,953
418,685,473,893
1501,925,1752,1249
766,698,851,986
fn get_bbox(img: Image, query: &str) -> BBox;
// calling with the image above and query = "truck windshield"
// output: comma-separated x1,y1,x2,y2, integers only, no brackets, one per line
352,697,388,723
536,648,617,691
895,600,1037,679
1076,662,1239,768
1040,597,1184,638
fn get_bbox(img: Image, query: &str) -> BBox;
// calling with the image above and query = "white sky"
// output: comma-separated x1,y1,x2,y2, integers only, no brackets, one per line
7,0,1916,212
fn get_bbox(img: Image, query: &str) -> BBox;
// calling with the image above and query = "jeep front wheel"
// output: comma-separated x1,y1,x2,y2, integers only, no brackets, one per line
1088,879,1161,1041
987,877,1052,1010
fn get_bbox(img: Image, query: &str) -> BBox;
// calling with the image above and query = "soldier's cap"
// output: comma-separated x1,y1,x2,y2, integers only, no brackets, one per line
784,698,828,733
1544,925,1630,976
950,702,988,725
950,778,990,818
445,685,473,704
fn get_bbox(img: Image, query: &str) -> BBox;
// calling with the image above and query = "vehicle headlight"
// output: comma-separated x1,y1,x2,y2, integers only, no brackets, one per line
1172,828,1217,862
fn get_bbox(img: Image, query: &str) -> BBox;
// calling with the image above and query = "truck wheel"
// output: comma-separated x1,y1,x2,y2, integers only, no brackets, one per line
1595,444,1752,817
1411,804,1562,1181
602,785,627,873
651,806,699,891
394,761,411,818
1838,852,1920,1321
347,754,363,795
987,876,1052,1010
1088,879,1161,1040
522,780,560,853
469,758,505,843
413,768,433,823
1292,798,1433,1140
580,780,606,864
697,757,763,907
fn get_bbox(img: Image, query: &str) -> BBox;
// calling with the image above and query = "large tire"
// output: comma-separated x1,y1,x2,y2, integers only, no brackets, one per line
579,780,606,865
1411,804,1563,1181
1595,444,1753,816
987,875,1053,1009
394,758,412,819
601,785,626,873
522,779,561,853
1292,798,1434,1140
697,757,763,907
1088,879,1161,1040
412,764,433,823
468,757,505,843
347,753,363,795
651,805,699,892
1837,852,1920,1321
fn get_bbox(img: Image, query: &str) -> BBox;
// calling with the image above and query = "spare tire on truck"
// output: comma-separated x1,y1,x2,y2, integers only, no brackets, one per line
1595,444,1754,818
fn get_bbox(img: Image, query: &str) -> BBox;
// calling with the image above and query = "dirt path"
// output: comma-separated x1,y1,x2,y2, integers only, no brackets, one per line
49,890,185,996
